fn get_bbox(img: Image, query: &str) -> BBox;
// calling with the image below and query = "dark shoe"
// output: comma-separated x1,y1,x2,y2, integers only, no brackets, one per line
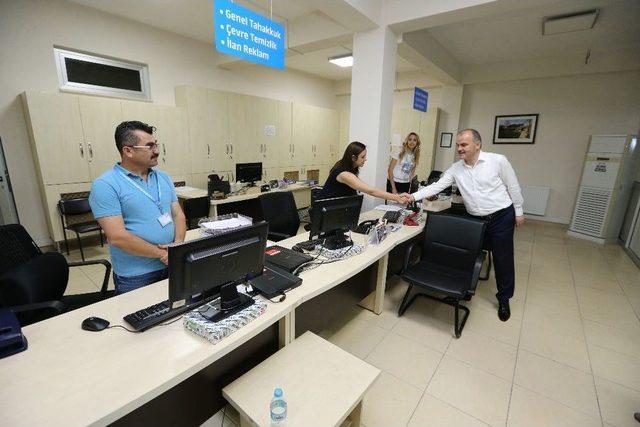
498,300,510,322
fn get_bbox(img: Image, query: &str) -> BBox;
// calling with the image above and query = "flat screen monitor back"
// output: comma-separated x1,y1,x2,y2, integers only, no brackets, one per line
168,222,268,303
236,162,263,184
310,194,363,238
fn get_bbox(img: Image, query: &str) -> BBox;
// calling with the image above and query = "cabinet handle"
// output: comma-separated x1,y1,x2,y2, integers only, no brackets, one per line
207,144,210,156
88,142,93,159
162,143,166,156
79,143,84,158
230,144,233,155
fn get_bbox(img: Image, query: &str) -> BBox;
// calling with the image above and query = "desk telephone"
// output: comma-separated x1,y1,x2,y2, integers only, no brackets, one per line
0,309,28,359
354,219,378,235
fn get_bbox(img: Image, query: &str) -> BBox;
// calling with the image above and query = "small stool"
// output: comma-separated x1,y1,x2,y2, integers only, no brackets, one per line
223,331,380,427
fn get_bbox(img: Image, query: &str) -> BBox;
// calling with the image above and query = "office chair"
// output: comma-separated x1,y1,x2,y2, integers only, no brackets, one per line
58,198,103,261
0,224,113,326
183,196,211,230
259,191,300,241
397,213,486,338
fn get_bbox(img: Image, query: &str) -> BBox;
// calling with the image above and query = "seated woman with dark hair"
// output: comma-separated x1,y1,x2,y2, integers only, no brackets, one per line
318,141,406,203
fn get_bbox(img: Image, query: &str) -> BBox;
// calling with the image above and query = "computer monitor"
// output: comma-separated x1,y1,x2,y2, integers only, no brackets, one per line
168,222,268,320
236,162,263,186
309,194,363,249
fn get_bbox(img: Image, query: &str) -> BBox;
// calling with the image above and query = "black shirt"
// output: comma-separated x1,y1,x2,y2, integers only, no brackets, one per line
319,165,357,199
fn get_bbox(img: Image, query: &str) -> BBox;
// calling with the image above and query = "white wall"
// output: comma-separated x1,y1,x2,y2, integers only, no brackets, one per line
0,0,337,244
459,70,640,223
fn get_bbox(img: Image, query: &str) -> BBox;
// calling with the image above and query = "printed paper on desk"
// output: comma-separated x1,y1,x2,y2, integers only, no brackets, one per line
174,186,199,193
200,217,251,231
374,204,403,212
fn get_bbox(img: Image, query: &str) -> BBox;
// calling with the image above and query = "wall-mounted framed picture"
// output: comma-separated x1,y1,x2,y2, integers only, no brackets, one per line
439,132,453,148
493,114,539,144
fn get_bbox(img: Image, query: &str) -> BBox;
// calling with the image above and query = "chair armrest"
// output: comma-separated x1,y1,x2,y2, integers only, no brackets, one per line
401,242,420,276
9,300,65,315
68,259,112,293
468,251,487,295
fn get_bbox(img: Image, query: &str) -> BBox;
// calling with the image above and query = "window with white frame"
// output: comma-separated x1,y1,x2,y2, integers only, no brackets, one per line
54,47,151,101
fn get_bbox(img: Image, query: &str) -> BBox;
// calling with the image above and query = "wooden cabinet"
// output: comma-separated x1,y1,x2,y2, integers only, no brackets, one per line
293,104,339,173
338,109,351,155
156,106,190,177
22,92,90,184
80,96,124,178
176,86,229,175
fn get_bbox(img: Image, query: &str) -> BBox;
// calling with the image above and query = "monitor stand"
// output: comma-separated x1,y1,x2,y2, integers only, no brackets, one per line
198,282,254,322
320,230,352,250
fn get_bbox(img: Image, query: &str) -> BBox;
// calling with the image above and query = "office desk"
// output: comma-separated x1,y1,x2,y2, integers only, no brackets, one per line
176,184,313,218
0,209,426,426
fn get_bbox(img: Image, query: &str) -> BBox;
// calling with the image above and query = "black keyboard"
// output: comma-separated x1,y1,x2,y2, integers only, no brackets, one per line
124,299,207,332
383,210,402,223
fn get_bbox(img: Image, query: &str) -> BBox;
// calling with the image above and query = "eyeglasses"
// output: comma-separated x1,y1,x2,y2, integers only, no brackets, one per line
128,142,159,150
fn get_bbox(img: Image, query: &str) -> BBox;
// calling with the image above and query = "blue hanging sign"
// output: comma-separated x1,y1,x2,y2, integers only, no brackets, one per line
214,0,285,70
413,87,428,112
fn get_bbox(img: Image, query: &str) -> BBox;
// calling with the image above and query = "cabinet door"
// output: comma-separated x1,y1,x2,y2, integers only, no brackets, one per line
292,104,314,167
207,90,231,173
176,87,213,174
275,100,292,168
156,106,190,177
80,96,123,179
228,93,261,165
255,97,280,168
22,92,89,184
317,108,337,166
338,109,350,154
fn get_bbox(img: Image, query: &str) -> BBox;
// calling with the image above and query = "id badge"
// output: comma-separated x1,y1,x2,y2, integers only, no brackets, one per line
157,212,173,227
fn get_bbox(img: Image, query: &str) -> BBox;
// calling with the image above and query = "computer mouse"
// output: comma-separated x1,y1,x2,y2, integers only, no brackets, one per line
81,317,110,332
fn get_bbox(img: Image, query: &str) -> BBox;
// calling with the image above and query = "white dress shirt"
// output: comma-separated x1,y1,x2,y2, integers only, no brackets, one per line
413,151,524,217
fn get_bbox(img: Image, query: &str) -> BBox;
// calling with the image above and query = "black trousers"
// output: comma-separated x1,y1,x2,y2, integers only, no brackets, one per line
477,205,516,302
386,180,410,193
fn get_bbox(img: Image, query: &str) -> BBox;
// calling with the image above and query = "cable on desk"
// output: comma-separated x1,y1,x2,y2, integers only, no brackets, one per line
107,324,141,333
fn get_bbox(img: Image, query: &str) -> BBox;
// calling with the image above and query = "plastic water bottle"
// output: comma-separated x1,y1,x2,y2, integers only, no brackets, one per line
270,387,287,425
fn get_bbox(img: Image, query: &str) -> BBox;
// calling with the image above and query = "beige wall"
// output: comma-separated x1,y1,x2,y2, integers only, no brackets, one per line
0,0,337,244
459,70,640,223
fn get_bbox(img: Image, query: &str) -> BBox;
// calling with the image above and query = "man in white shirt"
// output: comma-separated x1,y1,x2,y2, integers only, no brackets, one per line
402,129,524,321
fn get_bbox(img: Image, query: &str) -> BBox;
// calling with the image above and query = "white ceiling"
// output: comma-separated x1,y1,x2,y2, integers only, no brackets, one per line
68,0,312,44
426,0,640,65
68,0,639,82
68,0,419,81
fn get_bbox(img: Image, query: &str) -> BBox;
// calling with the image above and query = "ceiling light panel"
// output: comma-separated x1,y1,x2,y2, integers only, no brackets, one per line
543,9,599,35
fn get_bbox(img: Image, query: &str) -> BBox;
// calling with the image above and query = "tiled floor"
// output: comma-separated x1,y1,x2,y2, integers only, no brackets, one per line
65,221,640,427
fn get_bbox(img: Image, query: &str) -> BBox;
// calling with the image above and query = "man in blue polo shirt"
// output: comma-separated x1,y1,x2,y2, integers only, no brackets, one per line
89,121,186,294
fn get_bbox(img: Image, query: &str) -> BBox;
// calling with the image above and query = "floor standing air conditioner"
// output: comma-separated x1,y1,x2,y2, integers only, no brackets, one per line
568,135,639,243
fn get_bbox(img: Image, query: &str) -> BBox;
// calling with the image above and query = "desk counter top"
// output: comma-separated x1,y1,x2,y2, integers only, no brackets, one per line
0,209,425,426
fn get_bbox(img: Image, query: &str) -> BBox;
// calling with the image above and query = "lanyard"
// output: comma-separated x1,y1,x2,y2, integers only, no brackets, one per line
119,171,164,214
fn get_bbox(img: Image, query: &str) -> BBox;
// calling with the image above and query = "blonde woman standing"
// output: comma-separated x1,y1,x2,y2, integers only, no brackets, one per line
387,132,421,194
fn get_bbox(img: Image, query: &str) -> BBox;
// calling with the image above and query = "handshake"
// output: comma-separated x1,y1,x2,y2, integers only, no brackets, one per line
394,193,415,204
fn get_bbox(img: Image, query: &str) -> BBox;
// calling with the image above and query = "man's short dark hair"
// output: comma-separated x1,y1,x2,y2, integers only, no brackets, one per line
458,128,482,144
114,121,155,153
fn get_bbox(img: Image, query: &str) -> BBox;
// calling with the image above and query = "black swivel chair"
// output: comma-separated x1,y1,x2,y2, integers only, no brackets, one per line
397,213,487,338
259,191,300,241
0,224,114,326
58,198,103,261
183,196,211,230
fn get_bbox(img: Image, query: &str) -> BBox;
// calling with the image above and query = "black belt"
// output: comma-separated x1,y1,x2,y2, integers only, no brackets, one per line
473,205,512,221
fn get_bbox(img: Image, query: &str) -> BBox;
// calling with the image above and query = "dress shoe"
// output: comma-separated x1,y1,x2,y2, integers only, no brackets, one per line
498,300,510,322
